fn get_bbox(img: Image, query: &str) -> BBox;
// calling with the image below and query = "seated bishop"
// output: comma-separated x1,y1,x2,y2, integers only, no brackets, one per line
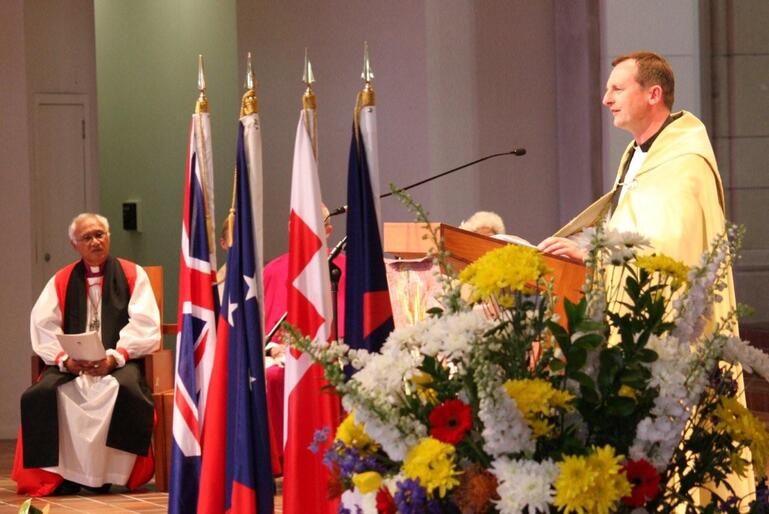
14,212,160,495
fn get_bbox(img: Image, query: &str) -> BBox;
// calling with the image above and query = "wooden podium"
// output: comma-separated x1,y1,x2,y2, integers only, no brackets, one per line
383,223,586,321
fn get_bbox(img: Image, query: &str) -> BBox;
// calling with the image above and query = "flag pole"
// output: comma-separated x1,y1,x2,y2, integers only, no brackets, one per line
194,55,216,260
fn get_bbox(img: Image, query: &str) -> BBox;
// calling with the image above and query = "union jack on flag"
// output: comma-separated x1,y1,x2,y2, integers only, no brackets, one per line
168,111,219,514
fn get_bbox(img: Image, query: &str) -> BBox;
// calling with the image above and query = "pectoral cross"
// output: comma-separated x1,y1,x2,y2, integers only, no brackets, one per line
89,317,100,332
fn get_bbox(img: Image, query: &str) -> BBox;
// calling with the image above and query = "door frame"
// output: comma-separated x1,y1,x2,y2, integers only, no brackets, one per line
31,93,99,290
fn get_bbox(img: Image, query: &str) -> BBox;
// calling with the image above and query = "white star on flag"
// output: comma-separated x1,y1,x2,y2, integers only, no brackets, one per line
243,274,258,302
228,299,239,327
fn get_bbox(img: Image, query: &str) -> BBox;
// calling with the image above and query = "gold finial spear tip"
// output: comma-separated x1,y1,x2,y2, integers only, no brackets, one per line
197,54,206,92
361,41,374,84
196,54,209,113
244,51,256,90
303,48,315,87
241,51,259,116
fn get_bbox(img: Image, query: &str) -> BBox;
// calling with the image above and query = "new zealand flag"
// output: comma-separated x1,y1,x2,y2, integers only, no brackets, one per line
197,122,273,514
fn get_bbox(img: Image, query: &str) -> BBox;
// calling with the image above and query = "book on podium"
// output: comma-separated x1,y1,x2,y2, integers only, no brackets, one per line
383,222,586,325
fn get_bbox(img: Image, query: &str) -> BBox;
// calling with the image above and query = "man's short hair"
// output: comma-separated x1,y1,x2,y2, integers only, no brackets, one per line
612,51,675,110
460,211,506,235
68,213,110,243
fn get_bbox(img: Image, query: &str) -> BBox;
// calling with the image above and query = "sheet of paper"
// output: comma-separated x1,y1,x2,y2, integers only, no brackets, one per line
56,331,106,361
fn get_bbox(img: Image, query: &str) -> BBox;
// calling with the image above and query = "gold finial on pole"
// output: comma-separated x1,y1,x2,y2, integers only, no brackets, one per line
302,48,316,110
361,41,374,85
358,42,375,109
240,51,259,116
196,54,209,114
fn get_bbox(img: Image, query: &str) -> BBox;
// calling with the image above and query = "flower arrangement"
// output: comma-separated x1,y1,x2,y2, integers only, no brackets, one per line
287,200,769,513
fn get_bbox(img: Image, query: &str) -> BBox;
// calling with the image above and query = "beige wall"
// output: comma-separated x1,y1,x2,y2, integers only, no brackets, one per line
94,0,239,327
708,0,769,325
0,0,99,437
236,0,584,254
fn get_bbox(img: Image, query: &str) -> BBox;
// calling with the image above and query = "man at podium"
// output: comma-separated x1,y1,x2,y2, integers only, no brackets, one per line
538,51,729,287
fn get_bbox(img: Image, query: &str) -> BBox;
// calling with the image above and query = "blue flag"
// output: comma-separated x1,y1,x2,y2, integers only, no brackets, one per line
197,122,273,514
344,111,394,355
169,114,219,514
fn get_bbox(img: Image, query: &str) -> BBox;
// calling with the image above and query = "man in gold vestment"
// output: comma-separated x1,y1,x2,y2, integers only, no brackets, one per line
539,51,754,506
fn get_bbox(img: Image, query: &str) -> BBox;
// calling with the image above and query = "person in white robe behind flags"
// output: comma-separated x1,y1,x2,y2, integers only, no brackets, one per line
15,213,160,495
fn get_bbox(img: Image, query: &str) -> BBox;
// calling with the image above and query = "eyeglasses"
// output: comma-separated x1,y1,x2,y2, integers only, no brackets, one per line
77,231,108,243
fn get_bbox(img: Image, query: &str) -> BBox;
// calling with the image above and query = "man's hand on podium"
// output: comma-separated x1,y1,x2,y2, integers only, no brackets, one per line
537,236,586,262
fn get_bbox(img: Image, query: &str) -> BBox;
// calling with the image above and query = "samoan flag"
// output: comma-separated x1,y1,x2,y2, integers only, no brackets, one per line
169,113,219,514
344,106,394,356
197,122,273,514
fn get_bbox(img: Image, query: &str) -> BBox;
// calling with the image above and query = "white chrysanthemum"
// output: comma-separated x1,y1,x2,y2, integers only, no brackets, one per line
478,386,534,457
492,457,558,514
420,311,490,363
351,348,421,399
341,397,424,461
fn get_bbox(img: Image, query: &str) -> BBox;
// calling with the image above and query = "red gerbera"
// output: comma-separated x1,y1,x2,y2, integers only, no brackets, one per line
428,399,473,444
622,458,661,506
376,486,396,514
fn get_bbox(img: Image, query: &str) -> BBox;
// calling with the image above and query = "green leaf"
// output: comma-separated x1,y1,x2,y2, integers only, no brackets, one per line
637,348,658,363
547,321,571,352
426,306,444,317
570,371,595,390
572,333,604,350
566,348,587,372
549,359,565,372
606,396,636,416
564,298,586,333
619,369,646,385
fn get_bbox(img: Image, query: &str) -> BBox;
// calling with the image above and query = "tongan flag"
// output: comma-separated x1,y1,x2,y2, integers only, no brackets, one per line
169,112,218,514
197,121,274,514
283,107,341,514
344,101,394,354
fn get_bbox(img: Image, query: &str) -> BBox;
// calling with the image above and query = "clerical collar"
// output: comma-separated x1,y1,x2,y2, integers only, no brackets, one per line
634,112,682,152
85,263,104,277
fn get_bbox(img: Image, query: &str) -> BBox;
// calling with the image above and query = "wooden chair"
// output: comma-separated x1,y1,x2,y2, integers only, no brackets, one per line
29,264,175,490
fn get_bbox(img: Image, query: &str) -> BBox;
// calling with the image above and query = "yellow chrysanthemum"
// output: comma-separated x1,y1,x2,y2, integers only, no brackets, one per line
554,446,631,514
635,254,690,290
459,245,550,307
715,396,769,478
403,437,462,497
335,412,379,453
618,385,638,400
410,373,439,405
352,471,383,494
504,378,574,437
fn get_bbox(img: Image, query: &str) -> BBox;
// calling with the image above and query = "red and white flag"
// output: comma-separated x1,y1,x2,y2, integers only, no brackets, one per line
282,107,341,514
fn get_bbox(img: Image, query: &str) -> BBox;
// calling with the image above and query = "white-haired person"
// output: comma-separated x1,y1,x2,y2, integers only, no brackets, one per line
459,211,506,237
14,213,160,496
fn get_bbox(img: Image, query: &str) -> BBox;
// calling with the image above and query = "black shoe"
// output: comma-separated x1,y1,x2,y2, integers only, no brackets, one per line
53,479,81,496
82,483,112,494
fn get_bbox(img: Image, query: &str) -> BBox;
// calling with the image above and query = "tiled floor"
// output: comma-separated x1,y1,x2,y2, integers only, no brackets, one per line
0,440,283,513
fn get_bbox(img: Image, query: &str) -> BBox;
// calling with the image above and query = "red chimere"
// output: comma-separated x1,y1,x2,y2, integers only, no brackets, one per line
428,399,473,445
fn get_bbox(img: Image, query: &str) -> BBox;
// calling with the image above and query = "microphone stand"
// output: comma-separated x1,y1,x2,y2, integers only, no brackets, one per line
327,236,346,341
268,149,525,345
379,149,525,199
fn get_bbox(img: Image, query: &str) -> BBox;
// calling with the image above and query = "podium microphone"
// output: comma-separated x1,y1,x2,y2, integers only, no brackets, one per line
380,148,526,199
325,205,347,221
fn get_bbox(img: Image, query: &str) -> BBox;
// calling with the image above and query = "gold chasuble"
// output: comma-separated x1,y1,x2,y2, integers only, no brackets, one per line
555,111,754,508
556,111,736,333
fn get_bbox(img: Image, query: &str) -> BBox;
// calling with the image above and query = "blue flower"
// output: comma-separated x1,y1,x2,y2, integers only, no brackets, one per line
309,426,332,454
